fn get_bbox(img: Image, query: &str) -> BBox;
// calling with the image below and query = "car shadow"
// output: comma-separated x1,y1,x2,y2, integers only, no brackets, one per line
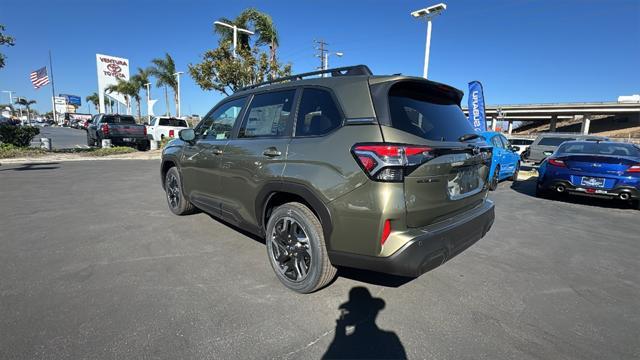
0,162,60,171
204,213,265,245
336,267,413,288
510,177,638,210
322,286,407,360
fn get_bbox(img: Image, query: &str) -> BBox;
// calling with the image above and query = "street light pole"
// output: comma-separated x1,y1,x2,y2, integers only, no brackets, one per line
324,52,344,70
423,19,432,78
214,21,255,58
173,72,184,118
411,3,447,79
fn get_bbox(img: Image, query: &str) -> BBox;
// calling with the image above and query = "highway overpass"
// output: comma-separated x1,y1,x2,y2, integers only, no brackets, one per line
463,101,640,134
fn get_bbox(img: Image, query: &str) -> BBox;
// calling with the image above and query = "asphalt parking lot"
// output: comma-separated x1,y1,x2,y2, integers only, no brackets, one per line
1,160,639,359
29,126,88,149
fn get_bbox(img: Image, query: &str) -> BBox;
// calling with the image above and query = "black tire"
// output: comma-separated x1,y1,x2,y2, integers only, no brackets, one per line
509,163,520,181
136,141,149,151
265,202,337,293
164,167,196,215
489,166,500,191
86,133,94,147
97,136,103,148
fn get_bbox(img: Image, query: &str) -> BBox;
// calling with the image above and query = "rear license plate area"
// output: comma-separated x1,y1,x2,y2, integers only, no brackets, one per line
448,166,481,199
581,176,604,188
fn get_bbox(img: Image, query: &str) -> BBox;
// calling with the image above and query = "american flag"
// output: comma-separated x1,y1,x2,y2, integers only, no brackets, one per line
30,67,50,89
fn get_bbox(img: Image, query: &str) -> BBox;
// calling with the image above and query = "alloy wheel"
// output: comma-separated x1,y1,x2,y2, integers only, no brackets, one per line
166,173,180,209
270,217,312,282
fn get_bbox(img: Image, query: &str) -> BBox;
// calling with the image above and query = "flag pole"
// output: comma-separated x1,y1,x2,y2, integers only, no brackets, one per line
49,50,57,124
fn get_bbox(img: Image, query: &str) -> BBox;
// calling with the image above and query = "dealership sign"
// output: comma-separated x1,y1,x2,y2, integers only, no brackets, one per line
60,94,81,106
96,54,130,113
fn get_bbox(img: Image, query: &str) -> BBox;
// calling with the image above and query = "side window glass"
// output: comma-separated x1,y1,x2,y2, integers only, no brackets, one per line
295,88,342,137
239,90,295,138
196,97,246,139
491,136,503,149
500,136,510,148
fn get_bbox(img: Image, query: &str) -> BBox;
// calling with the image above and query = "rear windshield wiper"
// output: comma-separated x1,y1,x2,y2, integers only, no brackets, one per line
458,133,480,142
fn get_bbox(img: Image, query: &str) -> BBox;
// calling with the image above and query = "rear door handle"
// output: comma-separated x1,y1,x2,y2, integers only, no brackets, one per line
263,147,282,157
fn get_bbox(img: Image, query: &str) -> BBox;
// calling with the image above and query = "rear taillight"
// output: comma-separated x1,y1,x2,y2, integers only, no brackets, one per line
169,129,174,138
100,123,110,136
352,144,433,182
548,158,566,167
627,165,640,173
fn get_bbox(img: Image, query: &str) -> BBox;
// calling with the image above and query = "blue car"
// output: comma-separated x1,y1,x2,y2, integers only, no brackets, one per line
478,131,521,190
536,140,640,208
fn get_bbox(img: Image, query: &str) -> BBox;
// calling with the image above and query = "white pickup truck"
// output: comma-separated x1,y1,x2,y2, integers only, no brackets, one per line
146,117,189,141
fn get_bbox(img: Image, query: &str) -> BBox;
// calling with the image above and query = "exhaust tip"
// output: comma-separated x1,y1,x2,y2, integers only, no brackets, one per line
556,184,565,193
619,192,630,201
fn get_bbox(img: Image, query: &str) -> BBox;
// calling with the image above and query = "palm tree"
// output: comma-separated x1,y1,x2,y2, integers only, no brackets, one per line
86,92,100,112
15,98,36,123
214,9,279,67
149,53,178,116
106,79,138,116
131,67,151,121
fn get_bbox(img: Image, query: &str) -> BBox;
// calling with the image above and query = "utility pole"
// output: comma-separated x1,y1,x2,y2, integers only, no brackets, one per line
174,72,184,118
315,39,328,71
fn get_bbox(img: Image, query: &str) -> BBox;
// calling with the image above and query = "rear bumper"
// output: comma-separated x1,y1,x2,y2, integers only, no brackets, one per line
539,178,639,199
109,137,148,145
328,200,495,277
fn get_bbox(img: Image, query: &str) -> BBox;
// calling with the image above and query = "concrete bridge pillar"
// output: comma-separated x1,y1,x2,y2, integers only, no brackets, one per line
550,115,557,132
491,117,497,131
580,115,591,134
507,121,513,135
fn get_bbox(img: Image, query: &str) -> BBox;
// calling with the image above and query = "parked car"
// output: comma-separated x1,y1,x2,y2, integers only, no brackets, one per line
478,131,521,190
160,65,495,293
65,113,92,129
146,116,189,141
86,114,149,150
507,137,534,156
525,133,608,163
536,140,640,208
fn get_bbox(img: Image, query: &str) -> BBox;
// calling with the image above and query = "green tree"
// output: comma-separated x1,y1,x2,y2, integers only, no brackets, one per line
130,67,151,120
0,24,15,70
15,98,36,122
86,92,100,112
149,53,178,116
189,9,291,95
214,9,279,67
106,79,140,119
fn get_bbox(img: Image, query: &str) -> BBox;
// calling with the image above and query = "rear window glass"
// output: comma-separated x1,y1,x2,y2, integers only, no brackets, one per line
102,115,136,124
159,118,187,127
558,142,640,157
510,139,533,145
537,137,575,146
387,84,476,142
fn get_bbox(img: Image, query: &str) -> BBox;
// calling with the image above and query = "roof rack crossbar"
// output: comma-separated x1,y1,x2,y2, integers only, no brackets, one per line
238,65,372,92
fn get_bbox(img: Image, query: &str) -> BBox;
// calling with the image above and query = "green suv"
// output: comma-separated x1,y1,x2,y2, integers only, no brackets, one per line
161,65,495,293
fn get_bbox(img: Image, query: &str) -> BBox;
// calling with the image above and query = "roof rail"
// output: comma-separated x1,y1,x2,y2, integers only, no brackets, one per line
238,65,372,92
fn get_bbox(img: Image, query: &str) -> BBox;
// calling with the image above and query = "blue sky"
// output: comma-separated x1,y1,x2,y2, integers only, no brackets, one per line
0,0,639,115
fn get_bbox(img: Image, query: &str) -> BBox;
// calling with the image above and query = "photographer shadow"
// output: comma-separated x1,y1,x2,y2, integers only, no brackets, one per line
323,287,406,360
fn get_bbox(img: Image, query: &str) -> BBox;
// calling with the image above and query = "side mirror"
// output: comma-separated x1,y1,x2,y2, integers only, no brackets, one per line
510,145,521,152
179,128,195,143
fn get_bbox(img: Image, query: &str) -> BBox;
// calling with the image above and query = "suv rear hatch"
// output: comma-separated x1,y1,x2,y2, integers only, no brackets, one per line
367,79,491,228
